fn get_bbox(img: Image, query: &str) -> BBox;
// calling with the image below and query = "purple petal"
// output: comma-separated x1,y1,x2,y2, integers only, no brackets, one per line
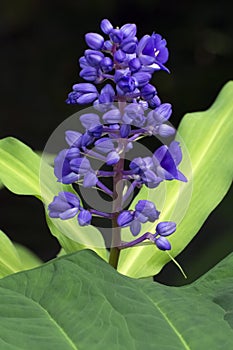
130,220,141,236
80,113,100,129
78,210,92,226
59,207,79,220
117,211,134,227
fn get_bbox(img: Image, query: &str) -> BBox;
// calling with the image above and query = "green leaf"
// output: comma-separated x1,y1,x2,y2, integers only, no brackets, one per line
0,250,233,349
0,137,108,261
118,81,233,277
0,230,23,277
0,230,41,277
13,243,42,270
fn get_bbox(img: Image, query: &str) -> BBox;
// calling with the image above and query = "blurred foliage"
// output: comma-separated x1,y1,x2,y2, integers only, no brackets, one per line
0,0,232,283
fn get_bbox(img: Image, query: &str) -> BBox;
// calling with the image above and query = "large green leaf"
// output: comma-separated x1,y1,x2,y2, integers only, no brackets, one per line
118,81,233,277
0,250,232,349
0,138,107,260
0,230,41,278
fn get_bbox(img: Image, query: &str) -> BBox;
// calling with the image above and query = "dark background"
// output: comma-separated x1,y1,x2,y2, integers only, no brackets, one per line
0,0,232,285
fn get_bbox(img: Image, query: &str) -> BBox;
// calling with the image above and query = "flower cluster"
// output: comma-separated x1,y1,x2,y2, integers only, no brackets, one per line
49,19,187,254
66,19,169,109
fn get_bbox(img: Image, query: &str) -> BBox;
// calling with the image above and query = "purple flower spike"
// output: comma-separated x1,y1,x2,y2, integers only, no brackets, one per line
48,192,80,220
85,33,104,50
154,236,171,250
78,209,92,226
156,221,176,236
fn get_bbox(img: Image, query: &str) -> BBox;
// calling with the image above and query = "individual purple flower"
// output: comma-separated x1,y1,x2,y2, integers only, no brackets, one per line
117,200,160,236
153,141,187,182
135,200,160,222
66,83,98,105
146,103,175,137
129,156,162,188
137,33,169,71
48,192,80,220
94,137,120,165
123,103,145,127
54,149,80,184
70,157,98,187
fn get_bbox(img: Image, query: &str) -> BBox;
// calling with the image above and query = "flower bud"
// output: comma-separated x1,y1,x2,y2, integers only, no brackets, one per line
128,58,141,73
95,138,114,154
80,113,100,129
154,236,171,250
117,76,136,93
100,57,113,72
114,49,126,63
100,19,113,34
85,33,104,50
156,222,176,236
106,151,120,165
120,124,131,138
65,131,82,147
72,83,97,93
80,67,98,82
121,37,138,54
109,29,123,44
120,23,137,38
85,50,104,66
103,109,121,123
83,172,98,187
141,84,156,100
133,72,151,87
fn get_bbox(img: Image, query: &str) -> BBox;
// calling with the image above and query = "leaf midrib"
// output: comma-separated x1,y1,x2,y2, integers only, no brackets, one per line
144,291,191,349
0,285,78,350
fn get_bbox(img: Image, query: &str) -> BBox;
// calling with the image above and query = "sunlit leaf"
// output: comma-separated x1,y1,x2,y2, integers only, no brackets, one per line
0,138,108,261
118,81,233,277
